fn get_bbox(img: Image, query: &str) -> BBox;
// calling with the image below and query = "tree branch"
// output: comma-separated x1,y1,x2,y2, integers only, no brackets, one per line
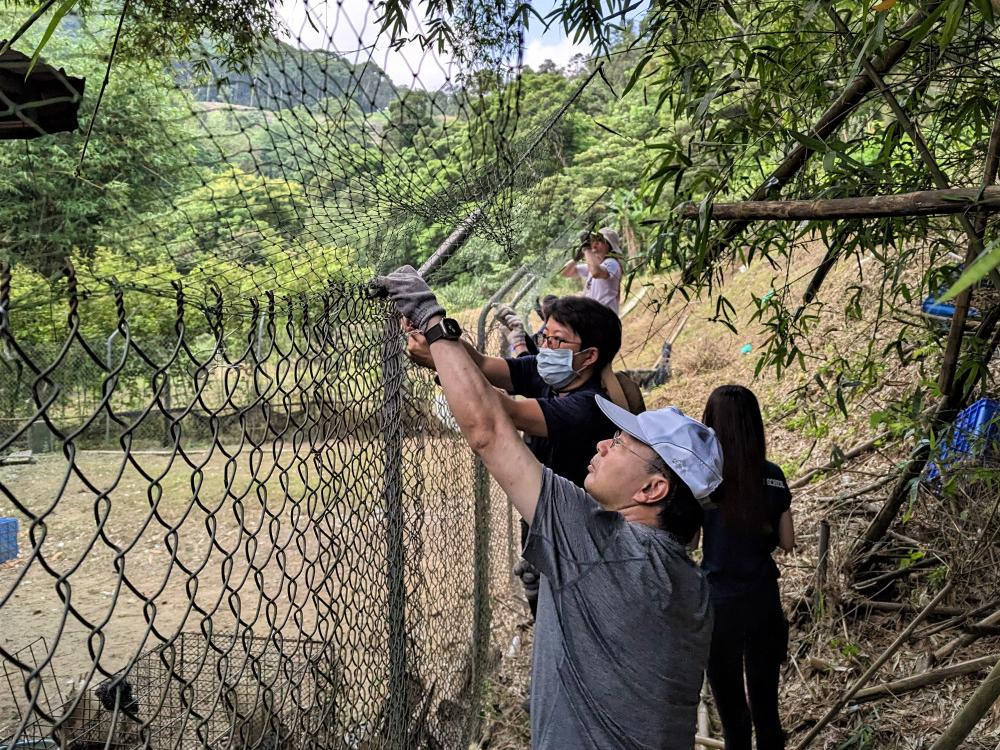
672,187,1000,222
677,0,948,285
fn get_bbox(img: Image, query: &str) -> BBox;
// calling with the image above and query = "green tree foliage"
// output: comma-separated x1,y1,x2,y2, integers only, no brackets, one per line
0,30,198,277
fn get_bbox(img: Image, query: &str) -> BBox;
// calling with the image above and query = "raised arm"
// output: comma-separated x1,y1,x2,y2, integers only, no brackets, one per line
404,326,514,391
560,259,580,279
584,248,610,279
376,268,543,522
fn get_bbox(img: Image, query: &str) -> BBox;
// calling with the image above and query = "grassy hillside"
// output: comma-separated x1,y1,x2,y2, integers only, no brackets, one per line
486,245,1000,749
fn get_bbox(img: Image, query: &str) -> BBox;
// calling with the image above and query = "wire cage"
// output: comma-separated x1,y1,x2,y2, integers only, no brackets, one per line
2,632,340,750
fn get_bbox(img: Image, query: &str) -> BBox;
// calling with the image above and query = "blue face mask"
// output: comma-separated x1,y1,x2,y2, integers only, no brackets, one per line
536,347,588,390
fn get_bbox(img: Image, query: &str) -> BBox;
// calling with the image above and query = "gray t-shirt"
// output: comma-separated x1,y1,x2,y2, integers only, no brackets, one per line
523,468,712,750
575,258,622,313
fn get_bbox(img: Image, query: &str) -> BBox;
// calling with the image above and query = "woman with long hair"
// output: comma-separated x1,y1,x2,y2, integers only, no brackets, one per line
701,385,794,750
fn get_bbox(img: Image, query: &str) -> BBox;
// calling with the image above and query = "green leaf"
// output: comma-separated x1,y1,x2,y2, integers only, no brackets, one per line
789,129,828,152
939,0,967,52
622,53,654,96
26,0,79,77
971,0,995,23
939,239,1000,300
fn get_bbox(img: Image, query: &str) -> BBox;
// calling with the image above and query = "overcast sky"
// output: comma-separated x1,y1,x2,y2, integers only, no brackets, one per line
276,0,592,90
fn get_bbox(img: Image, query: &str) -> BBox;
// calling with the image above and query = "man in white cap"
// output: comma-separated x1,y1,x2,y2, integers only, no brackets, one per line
561,227,623,314
375,265,722,750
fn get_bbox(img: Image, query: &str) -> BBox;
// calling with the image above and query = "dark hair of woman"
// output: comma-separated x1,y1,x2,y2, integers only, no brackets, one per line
702,385,771,534
656,463,703,542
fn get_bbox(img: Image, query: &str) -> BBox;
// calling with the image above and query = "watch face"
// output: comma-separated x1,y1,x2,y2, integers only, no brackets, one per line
442,318,462,337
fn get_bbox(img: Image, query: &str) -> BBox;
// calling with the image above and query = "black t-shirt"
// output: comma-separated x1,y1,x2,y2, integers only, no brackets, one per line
505,355,616,487
701,461,791,601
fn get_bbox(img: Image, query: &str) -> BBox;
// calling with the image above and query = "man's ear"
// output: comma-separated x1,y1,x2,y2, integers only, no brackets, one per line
637,474,670,505
577,346,600,371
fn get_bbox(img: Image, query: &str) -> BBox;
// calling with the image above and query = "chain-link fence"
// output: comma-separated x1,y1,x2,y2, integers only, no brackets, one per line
0,264,521,749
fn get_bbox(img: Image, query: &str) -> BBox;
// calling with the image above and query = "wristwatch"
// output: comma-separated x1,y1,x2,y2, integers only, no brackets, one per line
424,317,462,345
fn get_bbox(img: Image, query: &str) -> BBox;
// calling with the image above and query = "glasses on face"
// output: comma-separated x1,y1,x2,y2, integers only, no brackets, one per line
610,430,665,474
533,331,581,349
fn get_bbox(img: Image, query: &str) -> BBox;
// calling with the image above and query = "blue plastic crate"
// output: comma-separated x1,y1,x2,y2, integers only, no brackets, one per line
927,397,1000,480
0,517,17,564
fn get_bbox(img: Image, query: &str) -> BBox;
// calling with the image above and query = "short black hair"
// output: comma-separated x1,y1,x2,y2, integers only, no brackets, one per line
540,294,559,319
657,465,703,542
546,296,621,371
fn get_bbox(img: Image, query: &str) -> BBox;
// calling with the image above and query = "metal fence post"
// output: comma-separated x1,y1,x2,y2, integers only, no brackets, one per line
461,266,531,741
380,313,408,746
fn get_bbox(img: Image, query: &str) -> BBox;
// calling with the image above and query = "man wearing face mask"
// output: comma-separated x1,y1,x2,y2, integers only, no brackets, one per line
406,295,621,488
405,296,622,618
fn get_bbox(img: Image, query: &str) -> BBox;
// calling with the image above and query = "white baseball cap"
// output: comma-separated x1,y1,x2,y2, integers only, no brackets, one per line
595,395,724,502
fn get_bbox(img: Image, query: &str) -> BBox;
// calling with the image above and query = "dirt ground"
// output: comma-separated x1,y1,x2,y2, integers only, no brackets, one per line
0,435,520,744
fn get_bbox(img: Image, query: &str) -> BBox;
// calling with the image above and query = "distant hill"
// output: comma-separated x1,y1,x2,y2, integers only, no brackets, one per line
181,38,398,114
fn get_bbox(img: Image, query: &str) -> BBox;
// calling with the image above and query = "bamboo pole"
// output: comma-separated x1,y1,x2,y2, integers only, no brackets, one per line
672,187,1000,222
927,657,1000,750
851,655,1000,703
793,582,953,750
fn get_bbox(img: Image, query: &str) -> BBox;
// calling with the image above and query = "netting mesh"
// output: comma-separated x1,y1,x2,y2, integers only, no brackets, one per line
0,272,527,747
0,2,599,745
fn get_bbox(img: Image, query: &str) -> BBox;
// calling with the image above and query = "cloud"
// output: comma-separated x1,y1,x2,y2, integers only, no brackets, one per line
522,36,591,72
277,0,455,90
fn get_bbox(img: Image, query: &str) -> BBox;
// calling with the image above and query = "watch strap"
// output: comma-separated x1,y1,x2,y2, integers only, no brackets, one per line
425,318,461,345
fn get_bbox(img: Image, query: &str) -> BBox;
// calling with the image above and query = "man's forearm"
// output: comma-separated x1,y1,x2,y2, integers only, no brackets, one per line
585,253,610,279
425,317,505,445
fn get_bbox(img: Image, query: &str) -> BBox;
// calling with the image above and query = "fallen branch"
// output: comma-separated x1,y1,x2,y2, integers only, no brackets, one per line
932,608,1000,664
789,430,892,489
695,735,725,749
673,187,1000,222
848,599,968,618
917,598,1000,639
820,474,897,506
850,654,999,703
853,557,937,594
793,582,953,750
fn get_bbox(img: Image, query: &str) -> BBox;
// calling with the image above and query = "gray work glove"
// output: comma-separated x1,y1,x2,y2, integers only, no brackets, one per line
497,305,527,351
495,304,526,350
373,265,445,332
495,304,523,331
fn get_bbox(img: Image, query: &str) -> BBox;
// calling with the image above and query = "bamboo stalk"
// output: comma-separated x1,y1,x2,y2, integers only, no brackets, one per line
793,582,953,750
927,657,1000,750
851,655,999,703
673,187,1000,222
